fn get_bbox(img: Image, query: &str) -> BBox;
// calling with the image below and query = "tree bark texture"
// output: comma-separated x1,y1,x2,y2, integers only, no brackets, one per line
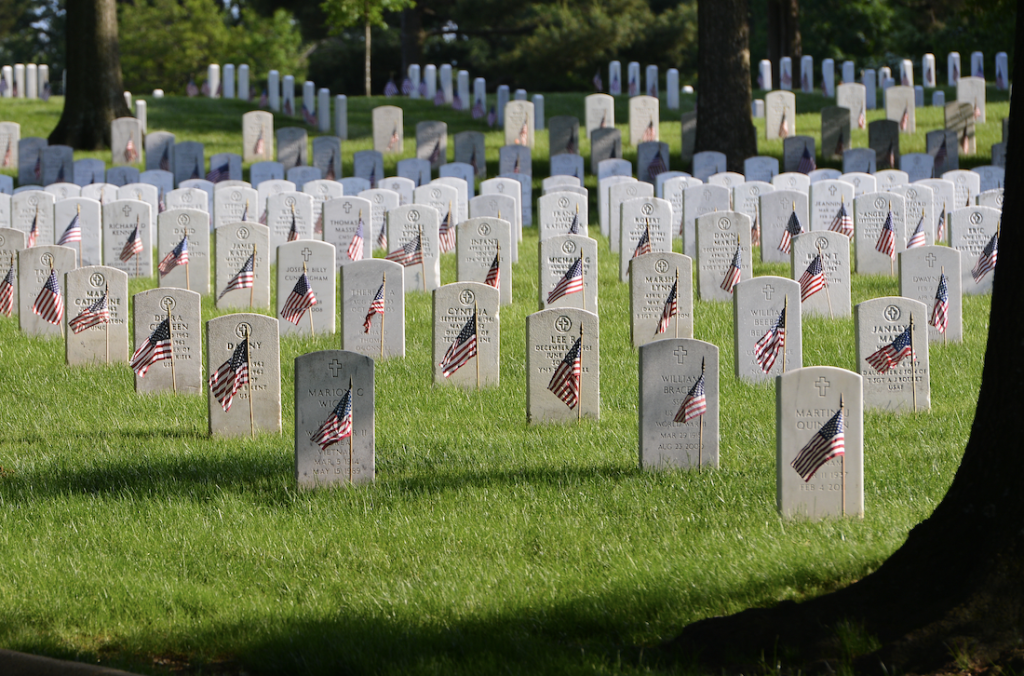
766,0,801,90
400,7,422,77
695,0,757,173
48,0,131,149
669,3,1024,671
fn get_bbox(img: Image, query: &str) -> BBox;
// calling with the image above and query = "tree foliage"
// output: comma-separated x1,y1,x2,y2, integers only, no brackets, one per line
0,0,65,88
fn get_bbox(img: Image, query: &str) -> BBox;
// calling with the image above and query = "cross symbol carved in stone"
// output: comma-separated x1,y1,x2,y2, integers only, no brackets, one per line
343,202,353,214
328,359,344,377
828,185,837,196
301,248,312,262
673,347,687,364
815,377,831,397
763,284,775,300
122,205,132,217
926,253,937,268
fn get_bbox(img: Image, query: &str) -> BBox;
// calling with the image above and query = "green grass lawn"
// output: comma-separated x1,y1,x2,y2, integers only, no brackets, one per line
0,90,1001,675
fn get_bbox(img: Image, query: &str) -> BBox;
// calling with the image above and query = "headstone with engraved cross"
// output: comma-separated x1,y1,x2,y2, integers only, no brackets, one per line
276,127,308,169
102,199,152,278
206,313,281,436
323,196,372,268
294,350,375,488
276,240,336,336
733,276,802,383
899,245,962,343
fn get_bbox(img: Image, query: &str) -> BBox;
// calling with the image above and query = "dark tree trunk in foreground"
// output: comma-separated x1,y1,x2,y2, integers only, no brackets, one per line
766,0,801,90
695,0,757,173
669,3,1024,672
49,0,131,149
400,7,422,77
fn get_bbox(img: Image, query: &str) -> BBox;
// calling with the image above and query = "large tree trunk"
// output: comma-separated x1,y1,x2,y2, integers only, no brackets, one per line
365,19,372,97
48,0,131,149
400,7,423,77
766,0,801,90
668,2,1024,671
695,0,757,173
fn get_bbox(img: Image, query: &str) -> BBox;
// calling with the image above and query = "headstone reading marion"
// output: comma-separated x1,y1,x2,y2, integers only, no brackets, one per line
64,265,129,365
629,252,693,347
215,221,270,309
157,208,210,294
526,308,600,424
855,296,930,413
432,281,500,388
340,258,405,359
899,245,963,343
456,217,512,305
132,288,202,394
639,338,719,470
538,235,598,312
206,313,281,436
294,349,375,488
695,210,753,302
732,276,802,383
18,245,75,337
776,366,863,520
791,231,852,318
854,192,906,275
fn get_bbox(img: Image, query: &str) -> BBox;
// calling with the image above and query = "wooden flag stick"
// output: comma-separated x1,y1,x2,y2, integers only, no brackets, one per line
910,312,918,413
379,273,386,359
818,242,834,319
348,376,354,484
840,393,846,517
76,204,82,267
941,265,946,347
577,322,583,423
419,223,426,292
474,298,480,389
674,267,680,339
249,243,256,309
167,304,176,393
782,295,788,374
245,325,255,439
698,356,705,473
105,283,110,365
304,260,315,336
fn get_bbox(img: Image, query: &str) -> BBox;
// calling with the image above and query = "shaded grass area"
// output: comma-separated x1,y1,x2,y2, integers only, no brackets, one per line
0,90,997,675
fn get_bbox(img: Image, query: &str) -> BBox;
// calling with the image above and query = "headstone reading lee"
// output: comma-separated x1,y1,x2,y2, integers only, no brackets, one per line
526,308,599,424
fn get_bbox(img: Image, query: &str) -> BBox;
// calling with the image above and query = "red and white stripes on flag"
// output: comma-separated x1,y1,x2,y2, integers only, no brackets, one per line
875,210,896,259
120,225,143,262
779,111,790,138
547,337,582,410
57,212,81,246
130,318,172,377
209,340,251,412
798,254,826,301
439,312,478,378
754,306,786,374
27,212,38,248
311,387,353,451
778,208,803,254
656,279,677,335
0,264,14,317
347,214,365,261
484,252,500,289
516,122,529,146
69,292,110,334
280,273,317,325
439,206,456,253
791,406,845,482
632,226,652,259
32,269,63,325
930,273,949,334
796,145,816,174
158,235,189,277
219,253,255,298
866,326,914,373
547,257,584,304
385,234,423,267
971,232,998,282
906,214,927,249
376,218,387,250
720,245,742,294
641,119,657,143
363,282,385,333
673,372,706,424
828,201,854,238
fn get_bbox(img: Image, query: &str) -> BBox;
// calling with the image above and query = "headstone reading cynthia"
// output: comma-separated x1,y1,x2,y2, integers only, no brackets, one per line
276,240,336,337
526,308,600,424
294,350,374,488
339,258,405,359
132,288,202,394
64,265,128,365
733,276,802,383
206,313,281,436
215,221,270,309
855,296,930,413
629,252,693,347
432,281,500,388
639,338,719,470
776,366,863,520
899,245,962,343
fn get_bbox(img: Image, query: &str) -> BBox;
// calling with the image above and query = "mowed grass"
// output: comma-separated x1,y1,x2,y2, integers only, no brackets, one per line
0,90,1002,675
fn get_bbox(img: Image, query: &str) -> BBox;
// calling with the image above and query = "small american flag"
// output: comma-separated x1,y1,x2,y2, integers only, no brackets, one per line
971,232,998,282
280,272,317,325
778,207,803,254
32,270,65,325
628,75,638,96
469,145,479,175
0,264,13,317
56,163,65,183
720,244,742,294
797,145,816,174
258,89,268,108
858,105,866,129
159,144,171,171
57,212,82,246
190,158,201,180
259,207,268,225
347,212,365,261
69,292,110,334
186,80,199,97
906,214,927,249
751,210,760,246
593,70,603,92
363,281,385,333
647,149,667,179
875,209,896,259
124,137,139,163
209,341,251,412
866,326,914,373
547,257,584,304
791,406,844,482
936,204,946,243
439,312,478,378
241,201,249,223
434,88,445,106
219,253,255,298
452,94,462,111
961,129,971,155
27,211,38,248
779,111,790,138
385,234,423,267
568,207,581,235
401,78,414,95
899,104,909,132
119,225,143,262
130,318,172,377
485,251,500,289
284,97,293,116
548,337,582,409
33,154,40,182
368,162,377,189
933,136,948,177
513,154,521,173
158,191,166,213
565,130,577,154
930,273,949,334
439,205,456,253
632,225,652,259
158,235,189,276
828,200,853,238
641,119,657,143
302,104,316,126
429,140,442,165
754,306,786,374
254,128,265,156
611,72,619,94
886,141,896,170
311,387,353,451
206,161,230,183
200,81,210,96
673,371,706,424
472,97,485,119
383,79,399,97
599,111,607,128
2,139,11,167
657,279,677,334
798,254,825,301
487,106,496,127
516,122,529,146
953,62,959,82
376,217,387,250
287,208,300,242
326,152,336,181
648,81,658,97
386,126,400,153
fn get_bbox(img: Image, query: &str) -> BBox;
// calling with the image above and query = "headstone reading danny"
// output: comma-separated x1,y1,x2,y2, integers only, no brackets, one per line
65,265,129,365
733,276,802,383
855,296,930,413
538,234,598,312
456,217,512,305
432,281,500,388
695,211,753,303
629,252,693,347
526,308,600,424
639,338,719,470
276,240,336,337
294,350,375,488
776,366,863,520
899,245,963,343
215,222,270,309
132,287,202,394
791,231,852,318
206,313,281,436
339,258,405,359
18,245,76,337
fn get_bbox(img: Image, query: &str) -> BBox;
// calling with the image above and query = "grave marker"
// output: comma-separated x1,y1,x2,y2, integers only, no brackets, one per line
416,121,447,170
276,127,308,169
64,265,128,365
628,95,659,147
629,252,693,346
157,208,210,294
695,211,752,302
854,192,906,275
110,117,143,167
590,128,623,174
733,276,802,383
214,222,269,309
456,217,511,305
899,245,962,343
759,190,808,264
619,196,673,282
385,204,441,292
682,184,731,259
765,91,796,141
339,259,405,359
19,244,75,337
432,281,500,387
132,288,202,394
539,235,598,311
206,313,281,436
855,297,929,412
585,94,615,140
538,192,588,241
948,205,1000,295
821,106,851,160
526,308,599,424
791,231,852,318
372,105,404,154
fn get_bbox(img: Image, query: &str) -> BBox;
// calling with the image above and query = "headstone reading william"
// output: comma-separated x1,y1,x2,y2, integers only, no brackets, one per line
206,313,282,436
855,296,930,413
733,276,802,383
339,258,405,359
132,288,202,394
526,308,600,424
